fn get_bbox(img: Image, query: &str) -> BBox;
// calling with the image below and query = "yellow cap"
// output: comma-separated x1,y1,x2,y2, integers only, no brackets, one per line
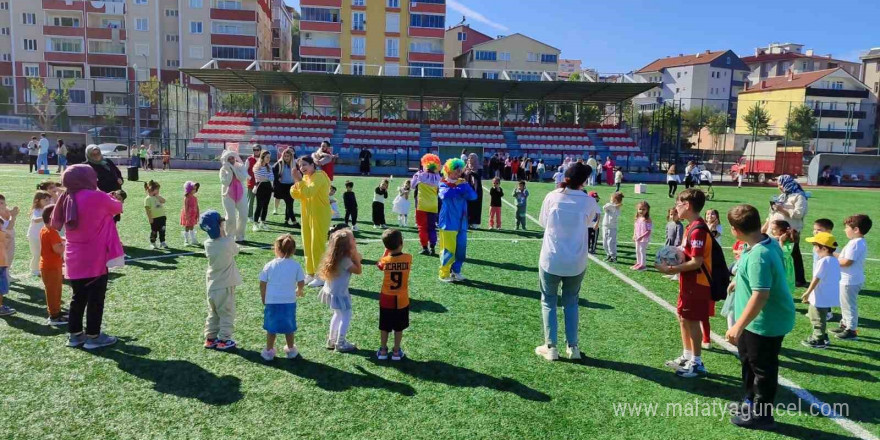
805,231,838,249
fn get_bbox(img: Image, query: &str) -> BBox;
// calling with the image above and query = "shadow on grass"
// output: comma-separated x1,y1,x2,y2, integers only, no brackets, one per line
91,339,244,406
231,348,415,396
365,352,551,402
458,279,613,309
861,290,878,298
466,258,537,273
804,390,879,425
780,347,879,374
0,297,66,337
349,288,448,313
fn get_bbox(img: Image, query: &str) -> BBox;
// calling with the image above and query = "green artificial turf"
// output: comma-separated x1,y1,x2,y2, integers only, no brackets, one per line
0,165,877,439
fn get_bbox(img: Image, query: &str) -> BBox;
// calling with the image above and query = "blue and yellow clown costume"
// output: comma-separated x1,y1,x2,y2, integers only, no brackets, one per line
412,154,442,255
437,158,478,280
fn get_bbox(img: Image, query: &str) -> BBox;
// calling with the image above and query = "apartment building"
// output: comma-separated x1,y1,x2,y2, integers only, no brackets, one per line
860,48,880,147
632,50,751,115
452,33,560,81
742,42,861,86
298,0,446,77
557,59,581,80
443,23,491,77
0,0,286,125
736,68,873,152
272,1,294,65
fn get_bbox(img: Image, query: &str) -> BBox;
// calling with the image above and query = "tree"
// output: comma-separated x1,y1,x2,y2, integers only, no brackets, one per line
380,97,405,119
28,77,75,131
333,95,365,117
101,99,119,127
426,102,454,121
220,93,254,113
707,112,728,148
567,72,581,82
138,76,160,108
475,101,505,121
784,104,817,147
681,107,714,138
743,103,770,137
578,104,603,126
0,87,10,115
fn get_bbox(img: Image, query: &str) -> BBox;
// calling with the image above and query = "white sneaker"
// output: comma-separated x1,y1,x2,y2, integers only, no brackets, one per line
351,225,359,232
566,345,581,360
284,345,299,359
451,272,466,282
304,274,315,285
252,224,260,232
325,338,336,350
261,222,270,231
535,344,559,361
335,340,357,353
438,276,454,283
261,348,276,361
701,342,711,350
307,277,325,288
160,242,169,249
150,243,158,250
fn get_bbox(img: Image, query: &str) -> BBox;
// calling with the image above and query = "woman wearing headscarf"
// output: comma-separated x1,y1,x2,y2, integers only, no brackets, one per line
85,145,123,194
291,155,332,288
219,150,250,242
464,153,483,229
765,175,809,286
51,165,124,349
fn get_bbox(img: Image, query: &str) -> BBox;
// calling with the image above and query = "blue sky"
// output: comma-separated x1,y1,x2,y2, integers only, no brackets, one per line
285,0,880,73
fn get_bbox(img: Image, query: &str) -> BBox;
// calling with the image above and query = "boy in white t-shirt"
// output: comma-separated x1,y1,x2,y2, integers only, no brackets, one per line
800,231,840,348
834,214,871,340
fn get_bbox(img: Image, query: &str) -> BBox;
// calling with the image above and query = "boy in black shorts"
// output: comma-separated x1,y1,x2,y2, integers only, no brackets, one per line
376,228,412,361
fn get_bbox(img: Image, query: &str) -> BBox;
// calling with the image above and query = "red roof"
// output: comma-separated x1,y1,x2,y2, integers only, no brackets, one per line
636,50,727,73
739,68,838,94
741,52,855,65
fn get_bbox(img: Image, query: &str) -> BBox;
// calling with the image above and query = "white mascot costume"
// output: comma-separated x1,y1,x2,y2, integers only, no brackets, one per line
219,150,250,241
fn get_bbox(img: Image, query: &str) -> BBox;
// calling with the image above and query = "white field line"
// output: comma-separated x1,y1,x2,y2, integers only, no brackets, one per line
487,185,879,440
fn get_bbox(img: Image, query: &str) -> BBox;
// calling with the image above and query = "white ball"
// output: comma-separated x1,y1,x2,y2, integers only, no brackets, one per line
655,245,685,266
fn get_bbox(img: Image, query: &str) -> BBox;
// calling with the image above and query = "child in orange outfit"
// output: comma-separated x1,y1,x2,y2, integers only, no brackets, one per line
40,204,67,325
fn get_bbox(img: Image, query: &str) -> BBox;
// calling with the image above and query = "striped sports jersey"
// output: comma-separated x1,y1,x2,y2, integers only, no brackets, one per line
378,252,412,309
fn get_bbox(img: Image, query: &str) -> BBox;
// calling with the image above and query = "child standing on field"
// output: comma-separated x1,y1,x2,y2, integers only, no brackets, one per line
835,214,871,340
602,192,623,262
40,204,67,326
144,180,168,249
614,167,624,192
488,177,503,230
318,228,363,352
552,166,565,187
259,234,306,361
0,195,19,291
180,181,200,246
376,228,412,361
706,209,724,247
27,191,52,277
392,179,411,227
800,231,840,348
665,208,684,247
372,179,389,228
769,220,796,294
329,186,341,220
200,211,242,351
343,181,359,231
513,180,529,230
587,191,600,254
632,201,652,271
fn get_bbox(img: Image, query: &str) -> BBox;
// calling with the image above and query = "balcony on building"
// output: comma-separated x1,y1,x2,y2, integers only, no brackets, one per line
211,0,258,21
300,6,342,33
87,27,127,40
812,108,868,119
409,0,445,14
300,0,342,7
816,130,865,140
43,0,86,11
806,87,870,99
408,27,443,39
85,0,125,15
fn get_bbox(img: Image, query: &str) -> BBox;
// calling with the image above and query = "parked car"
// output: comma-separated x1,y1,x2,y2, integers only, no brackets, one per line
93,143,130,160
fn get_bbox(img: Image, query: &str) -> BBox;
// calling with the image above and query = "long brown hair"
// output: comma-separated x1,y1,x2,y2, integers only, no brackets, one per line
667,165,676,175
318,229,356,281
635,201,651,222
32,190,52,210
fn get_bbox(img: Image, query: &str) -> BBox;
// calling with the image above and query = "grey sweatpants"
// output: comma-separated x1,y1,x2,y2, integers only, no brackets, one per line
603,228,618,258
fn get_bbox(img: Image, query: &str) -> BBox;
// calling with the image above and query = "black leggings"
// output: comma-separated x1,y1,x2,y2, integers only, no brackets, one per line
29,155,37,172
668,181,678,197
254,182,273,222
372,202,386,226
345,208,358,226
68,274,109,336
150,216,167,243
276,183,297,225
684,176,694,189
792,238,807,285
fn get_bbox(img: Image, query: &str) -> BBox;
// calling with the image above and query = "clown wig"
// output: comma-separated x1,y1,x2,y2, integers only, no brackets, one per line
420,153,442,173
442,158,465,177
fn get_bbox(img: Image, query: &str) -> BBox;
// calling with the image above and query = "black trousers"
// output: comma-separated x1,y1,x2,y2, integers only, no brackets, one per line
372,202,386,226
254,182,273,222
29,155,37,172
738,330,784,415
345,207,358,226
150,216,167,243
276,183,297,225
792,238,807,285
668,181,678,197
615,182,621,192
684,176,694,189
68,274,109,336
588,227,598,254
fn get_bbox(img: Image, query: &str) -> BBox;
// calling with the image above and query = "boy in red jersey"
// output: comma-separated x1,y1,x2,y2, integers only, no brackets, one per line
376,228,412,361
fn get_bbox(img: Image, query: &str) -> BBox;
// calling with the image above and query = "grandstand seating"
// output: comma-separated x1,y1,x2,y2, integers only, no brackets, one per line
429,122,506,151
344,118,420,149
513,123,593,152
596,127,638,152
189,112,255,150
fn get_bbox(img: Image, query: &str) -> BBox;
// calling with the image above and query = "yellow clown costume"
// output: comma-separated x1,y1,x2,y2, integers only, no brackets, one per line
291,169,332,275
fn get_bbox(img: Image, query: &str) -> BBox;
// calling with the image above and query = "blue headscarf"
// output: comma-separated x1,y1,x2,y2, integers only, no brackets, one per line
777,175,805,196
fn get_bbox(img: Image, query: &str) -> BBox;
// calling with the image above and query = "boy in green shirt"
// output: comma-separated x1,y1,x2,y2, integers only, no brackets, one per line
726,204,795,430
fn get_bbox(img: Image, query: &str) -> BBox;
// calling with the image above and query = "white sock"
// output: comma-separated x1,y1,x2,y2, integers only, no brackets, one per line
182,231,189,243
683,349,693,360
692,355,702,365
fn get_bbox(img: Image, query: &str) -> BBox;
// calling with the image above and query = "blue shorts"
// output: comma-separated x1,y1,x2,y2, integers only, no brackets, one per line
263,303,297,334
0,267,8,295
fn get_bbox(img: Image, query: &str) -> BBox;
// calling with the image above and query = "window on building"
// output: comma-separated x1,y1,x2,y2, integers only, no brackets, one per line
136,18,149,31
165,9,178,16
457,32,466,41
499,52,510,62
0,28,8,35
874,82,879,94
66,90,85,104
0,3,8,10
49,38,82,53
51,66,82,78
134,0,147,4
353,0,364,5
540,53,557,63
22,13,36,25
675,88,679,93
409,62,443,77
351,62,365,75
215,0,241,9
301,8,340,22
190,21,203,33
726,56,731,65
190,46,204,59
88,40,125,54
384,62,399,76
385,13,399,32
352,12,365,31
166,59,180,67
475,51,496,61
482,72,499,80
413,0,445,3
677,72,681,79
53,17,81,27
166,34,179,42
409,14,444,28
212,22,256,35
212,46,255,59
527,52,537,62
190,0,203,7
90,67,127,79
385,38,399,57
24,65,39,77
387,0,399,7
351,37,365,56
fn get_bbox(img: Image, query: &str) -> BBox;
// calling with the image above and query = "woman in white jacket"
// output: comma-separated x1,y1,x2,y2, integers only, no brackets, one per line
219,150,249,242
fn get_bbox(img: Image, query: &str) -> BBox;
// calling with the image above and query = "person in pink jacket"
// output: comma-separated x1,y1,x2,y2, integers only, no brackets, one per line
603,157,615,186
50,165,124,350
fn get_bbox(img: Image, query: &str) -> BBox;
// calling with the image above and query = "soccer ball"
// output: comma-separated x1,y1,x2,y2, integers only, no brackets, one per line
655,245,685,267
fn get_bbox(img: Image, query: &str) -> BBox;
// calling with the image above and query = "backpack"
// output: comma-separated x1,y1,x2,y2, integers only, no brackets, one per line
692,223,731,301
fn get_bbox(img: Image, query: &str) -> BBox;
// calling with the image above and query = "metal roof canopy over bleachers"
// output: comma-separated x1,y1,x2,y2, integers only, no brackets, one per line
179,69,656,103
